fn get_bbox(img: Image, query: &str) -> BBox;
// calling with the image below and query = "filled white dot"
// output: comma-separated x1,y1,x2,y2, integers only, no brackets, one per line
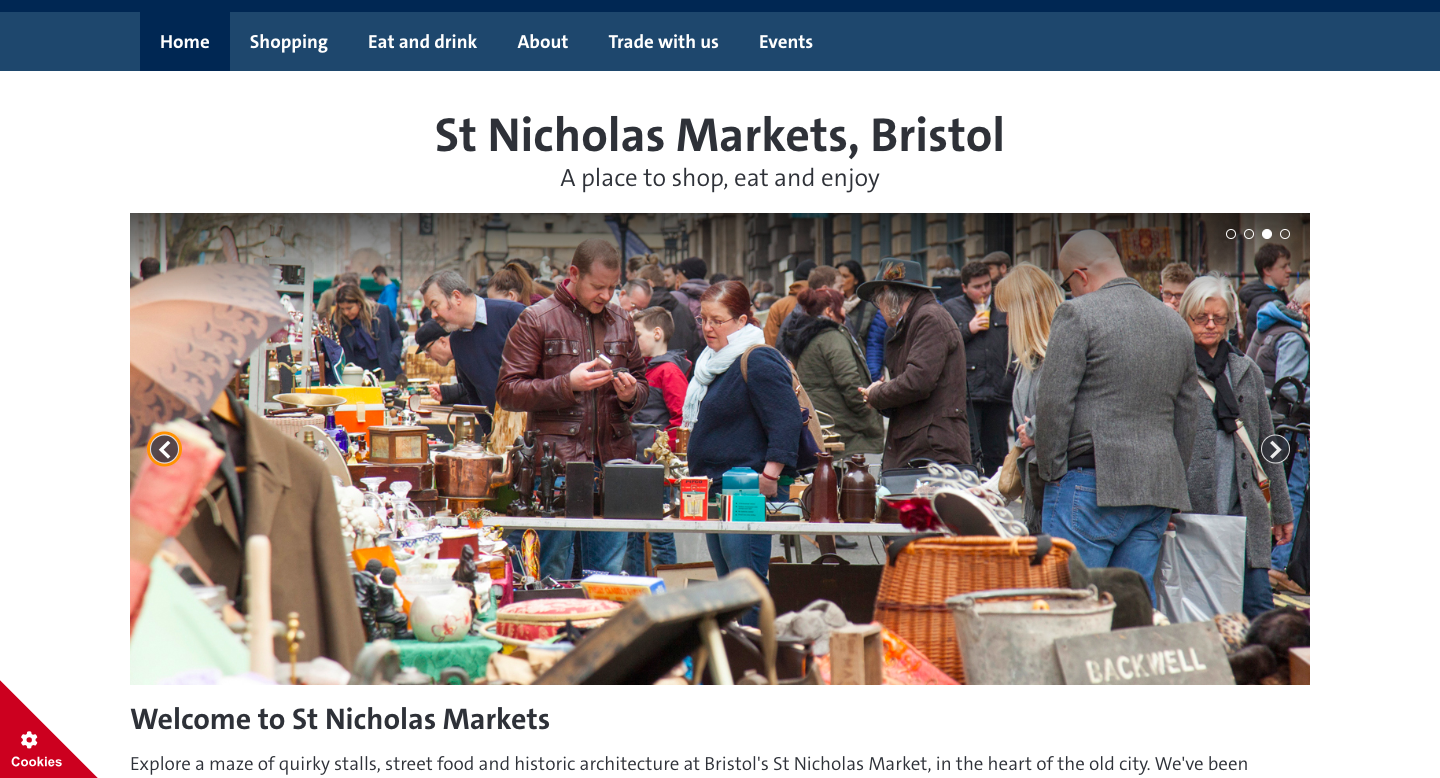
1262,229,1273,239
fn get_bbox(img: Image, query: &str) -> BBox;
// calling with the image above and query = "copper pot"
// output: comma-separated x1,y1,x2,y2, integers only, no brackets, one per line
434,406,513,499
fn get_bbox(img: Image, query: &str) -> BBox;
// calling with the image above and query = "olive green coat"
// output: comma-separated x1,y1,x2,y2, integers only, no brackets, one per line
792,316,886,456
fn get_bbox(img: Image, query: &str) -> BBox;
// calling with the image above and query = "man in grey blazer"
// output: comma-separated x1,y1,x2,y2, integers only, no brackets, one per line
1035,231,1201,599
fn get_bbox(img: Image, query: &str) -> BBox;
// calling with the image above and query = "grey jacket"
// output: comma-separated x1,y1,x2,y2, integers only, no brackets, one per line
1036,277,1201,511
1185,352,1295,569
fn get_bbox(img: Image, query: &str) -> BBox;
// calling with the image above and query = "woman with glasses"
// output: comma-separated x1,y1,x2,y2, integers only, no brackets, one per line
683,281,802,623
1179,274,1293,619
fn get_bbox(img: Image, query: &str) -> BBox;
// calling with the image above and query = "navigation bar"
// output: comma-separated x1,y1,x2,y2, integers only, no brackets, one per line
4,11,1440,71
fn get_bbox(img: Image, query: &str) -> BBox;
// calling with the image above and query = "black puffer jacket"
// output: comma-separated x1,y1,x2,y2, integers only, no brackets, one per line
1238,279,1288,346
942,294,1014,404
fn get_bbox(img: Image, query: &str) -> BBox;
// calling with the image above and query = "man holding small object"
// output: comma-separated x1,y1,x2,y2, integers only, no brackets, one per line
498,239,650,578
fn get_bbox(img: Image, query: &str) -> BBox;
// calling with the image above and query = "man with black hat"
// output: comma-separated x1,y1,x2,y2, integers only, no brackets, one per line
857,258,972,470
415,319,475,406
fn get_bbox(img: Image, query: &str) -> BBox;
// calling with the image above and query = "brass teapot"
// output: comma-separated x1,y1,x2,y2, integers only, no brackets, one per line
434,405,514,499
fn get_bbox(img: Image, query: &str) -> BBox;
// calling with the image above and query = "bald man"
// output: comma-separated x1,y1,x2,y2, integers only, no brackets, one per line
1034,230,1201,599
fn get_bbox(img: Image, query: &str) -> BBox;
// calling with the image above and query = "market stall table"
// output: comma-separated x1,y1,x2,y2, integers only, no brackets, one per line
481,517,899,535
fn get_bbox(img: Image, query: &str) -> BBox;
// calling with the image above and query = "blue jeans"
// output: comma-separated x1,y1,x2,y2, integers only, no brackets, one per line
1042,468,1170,601
1272,433,1309,571
624,532,676,575
537,530,626,580
535,463,626,580
705,533,772,627
1242,566,1273,619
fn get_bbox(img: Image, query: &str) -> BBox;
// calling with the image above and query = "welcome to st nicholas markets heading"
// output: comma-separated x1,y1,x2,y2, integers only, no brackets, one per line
436,116,1004,159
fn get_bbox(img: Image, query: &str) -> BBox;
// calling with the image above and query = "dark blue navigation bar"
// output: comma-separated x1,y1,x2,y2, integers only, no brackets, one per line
2,11,1439,70
2,12,139,70
227,12,1440,71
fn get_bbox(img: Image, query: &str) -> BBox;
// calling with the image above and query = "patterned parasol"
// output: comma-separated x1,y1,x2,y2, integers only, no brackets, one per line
130,263,288,447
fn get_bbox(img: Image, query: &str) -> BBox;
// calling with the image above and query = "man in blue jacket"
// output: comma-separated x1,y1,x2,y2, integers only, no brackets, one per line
419,270,525,435
372,265,401,319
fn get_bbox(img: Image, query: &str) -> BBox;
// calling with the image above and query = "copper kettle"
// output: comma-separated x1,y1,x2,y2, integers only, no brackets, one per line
434,405,514,499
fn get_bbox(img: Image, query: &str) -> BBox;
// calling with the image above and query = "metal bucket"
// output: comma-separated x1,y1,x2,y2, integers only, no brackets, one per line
946,587,1115,685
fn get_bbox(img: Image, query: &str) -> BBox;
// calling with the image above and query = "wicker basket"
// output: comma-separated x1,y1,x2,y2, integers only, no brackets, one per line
873,536,1074,683
262,413,324,441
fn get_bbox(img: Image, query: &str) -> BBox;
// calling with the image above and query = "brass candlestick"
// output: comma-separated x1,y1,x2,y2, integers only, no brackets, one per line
285,612,305,685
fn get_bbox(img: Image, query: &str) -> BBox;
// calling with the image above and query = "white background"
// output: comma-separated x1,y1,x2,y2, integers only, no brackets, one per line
0,70,1427,775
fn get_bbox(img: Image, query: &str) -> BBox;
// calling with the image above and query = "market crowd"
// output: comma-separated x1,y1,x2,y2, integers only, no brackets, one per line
323,232,1309,620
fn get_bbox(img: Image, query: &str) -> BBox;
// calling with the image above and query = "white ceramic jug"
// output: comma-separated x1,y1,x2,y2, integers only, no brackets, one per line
409,586,473,643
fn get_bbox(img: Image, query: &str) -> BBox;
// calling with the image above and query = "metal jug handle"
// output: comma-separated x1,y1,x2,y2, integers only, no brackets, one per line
452,405,493,444
447,413,471,444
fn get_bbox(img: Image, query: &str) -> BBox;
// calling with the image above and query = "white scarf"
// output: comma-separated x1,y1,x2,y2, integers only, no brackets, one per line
682,324,767,426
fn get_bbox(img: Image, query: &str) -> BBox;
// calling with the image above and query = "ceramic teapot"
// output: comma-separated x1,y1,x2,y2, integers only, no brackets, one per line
409,585,474,643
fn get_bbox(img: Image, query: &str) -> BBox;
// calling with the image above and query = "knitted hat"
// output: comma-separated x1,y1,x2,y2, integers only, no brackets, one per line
793,259,817,283
678,257,708,280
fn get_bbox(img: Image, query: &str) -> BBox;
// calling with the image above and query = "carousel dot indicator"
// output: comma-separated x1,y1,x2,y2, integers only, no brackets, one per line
1262,229,1273,239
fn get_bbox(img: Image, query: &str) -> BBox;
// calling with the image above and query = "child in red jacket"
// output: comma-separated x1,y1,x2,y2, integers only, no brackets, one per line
625,307,692,573
632,307,693,456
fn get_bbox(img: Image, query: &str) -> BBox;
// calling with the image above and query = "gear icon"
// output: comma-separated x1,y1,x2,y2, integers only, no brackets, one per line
21,731,38,748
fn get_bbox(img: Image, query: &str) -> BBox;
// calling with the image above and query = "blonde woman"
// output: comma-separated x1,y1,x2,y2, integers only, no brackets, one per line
990,264,1065,532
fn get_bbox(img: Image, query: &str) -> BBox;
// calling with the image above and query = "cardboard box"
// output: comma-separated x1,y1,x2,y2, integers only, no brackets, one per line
1289,647,1310,685
679,477,710,521
723,492,766,522
581,574,666,603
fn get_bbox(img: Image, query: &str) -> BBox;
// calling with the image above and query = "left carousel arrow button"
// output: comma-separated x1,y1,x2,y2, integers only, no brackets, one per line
148,431,182,466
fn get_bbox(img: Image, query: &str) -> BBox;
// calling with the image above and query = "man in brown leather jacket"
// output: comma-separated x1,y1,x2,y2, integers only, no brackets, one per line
497,238,650,577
